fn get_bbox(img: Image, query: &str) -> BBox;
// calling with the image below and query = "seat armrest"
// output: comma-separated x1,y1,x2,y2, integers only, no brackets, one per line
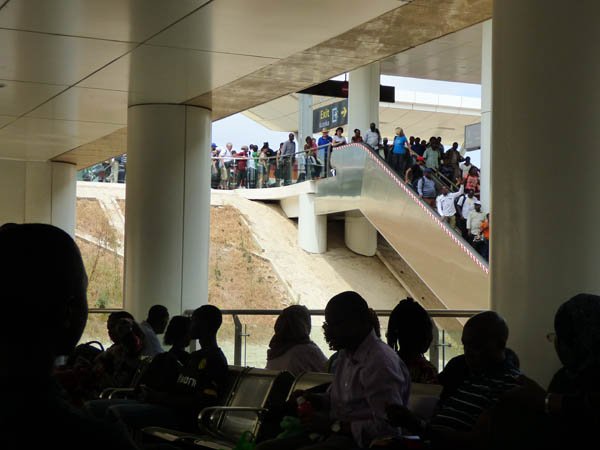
100,388,117,399
198,406,268,423
107,388,137,399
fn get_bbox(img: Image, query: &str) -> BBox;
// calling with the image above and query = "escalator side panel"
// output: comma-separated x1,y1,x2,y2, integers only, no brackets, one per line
316,144,489,311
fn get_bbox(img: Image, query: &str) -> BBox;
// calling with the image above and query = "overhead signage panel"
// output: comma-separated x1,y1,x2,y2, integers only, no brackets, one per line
312,99,348,133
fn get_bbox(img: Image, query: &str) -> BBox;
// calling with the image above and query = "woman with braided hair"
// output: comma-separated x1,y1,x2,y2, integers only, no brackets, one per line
387,298,438,384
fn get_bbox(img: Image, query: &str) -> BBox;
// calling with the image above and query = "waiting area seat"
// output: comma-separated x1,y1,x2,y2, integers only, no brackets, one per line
99,355,154,399
143,367,295,449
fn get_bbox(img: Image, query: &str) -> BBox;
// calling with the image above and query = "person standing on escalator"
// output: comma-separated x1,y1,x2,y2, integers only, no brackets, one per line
391,127,409,177
436,183,465,231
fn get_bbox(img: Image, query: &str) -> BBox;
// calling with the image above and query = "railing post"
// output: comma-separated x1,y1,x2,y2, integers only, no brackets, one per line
430,321,440,373
233,314,242,366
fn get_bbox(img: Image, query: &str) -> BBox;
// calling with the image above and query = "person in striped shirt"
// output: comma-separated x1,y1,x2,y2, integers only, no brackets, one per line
387,311,521,448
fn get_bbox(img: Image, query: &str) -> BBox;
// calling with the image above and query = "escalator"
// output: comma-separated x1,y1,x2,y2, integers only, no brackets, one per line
314,143,489,311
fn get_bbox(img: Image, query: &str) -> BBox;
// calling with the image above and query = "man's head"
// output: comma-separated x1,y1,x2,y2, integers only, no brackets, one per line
370,122,376,131
415,137,421,144
323,291,372,351
322,127,329,136
354,128,360,136
226,142,232,151
336,127,343,136
467,189,474,199
452,142,459,150
107,311,135,343
425,168,433,178
288,133,294,142
462,311,508,373
441,186,449,196
474,201,482,212
0,224,88,375
383,137,388,144
416,156,425,165
190,305,223,341
241,145,249,152
211,143,217,150
465,156,471,164
410,136,415,144
147,305,169,334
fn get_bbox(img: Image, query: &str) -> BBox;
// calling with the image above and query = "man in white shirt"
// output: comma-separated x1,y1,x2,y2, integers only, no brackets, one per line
364,122,381,152
459,156,474,180
436,184,464,231
140,305,169,357
456,189,477,237
467,202,487,243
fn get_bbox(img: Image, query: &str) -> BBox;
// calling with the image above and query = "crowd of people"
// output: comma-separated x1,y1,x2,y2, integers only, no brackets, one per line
6,223,598,449
211,123,488,260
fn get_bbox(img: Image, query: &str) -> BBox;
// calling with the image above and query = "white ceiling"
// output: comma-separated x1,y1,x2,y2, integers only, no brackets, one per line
0,0,405,162
380,22,483,84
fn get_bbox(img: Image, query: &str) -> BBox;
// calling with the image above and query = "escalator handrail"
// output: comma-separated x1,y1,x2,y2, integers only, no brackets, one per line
333,142,489,275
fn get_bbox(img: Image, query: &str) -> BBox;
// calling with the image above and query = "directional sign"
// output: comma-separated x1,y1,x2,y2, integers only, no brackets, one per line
299,80,395,102
312,99,348,133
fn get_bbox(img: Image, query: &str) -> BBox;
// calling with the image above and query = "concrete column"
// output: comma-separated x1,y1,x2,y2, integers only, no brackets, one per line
348,62,380,138
298,193,327,254
479,19,492,214
125,104,211,320
298,93,313,145
491,1,600,386
0,160,76,236
50,162,77,237
345,211,377,257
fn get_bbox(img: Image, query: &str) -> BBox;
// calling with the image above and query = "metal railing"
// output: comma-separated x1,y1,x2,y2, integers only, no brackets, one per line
182,308,482,371
210,143,334,190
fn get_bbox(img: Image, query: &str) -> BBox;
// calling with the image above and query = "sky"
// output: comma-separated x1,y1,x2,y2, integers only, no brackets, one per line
211,74,482,166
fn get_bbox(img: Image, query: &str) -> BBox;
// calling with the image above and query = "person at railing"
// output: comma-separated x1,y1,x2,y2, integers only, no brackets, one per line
218,148,230,190
439,156,456,184
222,143,234,189
257,291,410,450
86,305,228,436
436,183,464,232
364,123,381,156
351,128,363,143
258,145,269,188
386,311,521,449
317,128,333,178
391,127,409,178
210,145,221,189
140,305,169,357
405,156,426,192
296,145,307,183
487,294,600,450
247,144,257,189
418,169,437,208
280,134,296,186
423,137,441,171
0,223,137,449
236,146,249,189
265,305,327,376
382,137,391,163
387,298,438,384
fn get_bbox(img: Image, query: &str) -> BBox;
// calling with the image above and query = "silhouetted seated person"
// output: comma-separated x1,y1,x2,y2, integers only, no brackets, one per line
140,315,191,392
93,316,145,392
0,223,136,448
437,347,520,403
386,311,521,449
488,294,600,450
265,305,327,376
387,298,438,384
257,291,410,449
140,305,170,357
86,305,228,435
325,308,381,374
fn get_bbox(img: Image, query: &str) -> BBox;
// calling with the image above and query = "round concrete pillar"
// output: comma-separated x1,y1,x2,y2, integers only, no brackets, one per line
348,62,380,137
492,1,600,385
125,104,211,320
298,193,327,254
345,211,377,257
